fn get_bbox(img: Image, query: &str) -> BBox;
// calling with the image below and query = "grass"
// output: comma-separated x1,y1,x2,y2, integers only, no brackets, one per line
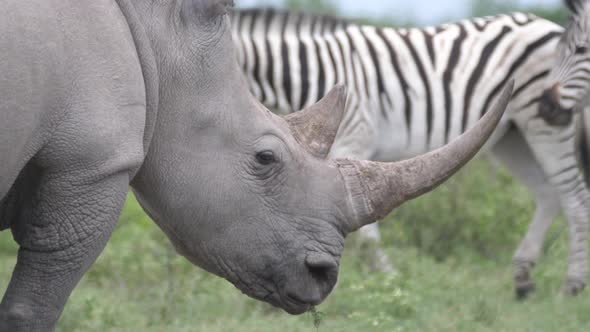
1,159,589,331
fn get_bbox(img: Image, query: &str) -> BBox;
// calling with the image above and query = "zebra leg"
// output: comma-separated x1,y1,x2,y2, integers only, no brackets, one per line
519,117,590,296
357,224,395,272
490,127,561,299
513,197,560,299
560,188,590,296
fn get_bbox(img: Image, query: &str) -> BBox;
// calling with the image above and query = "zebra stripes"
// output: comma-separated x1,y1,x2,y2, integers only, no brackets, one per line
233,10,348,112
231,9,562,157
231,7,590,295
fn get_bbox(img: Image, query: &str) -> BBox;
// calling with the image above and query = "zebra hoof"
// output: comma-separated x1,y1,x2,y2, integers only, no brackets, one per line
562,278,586,296
513,261,535,300
515,281,536,300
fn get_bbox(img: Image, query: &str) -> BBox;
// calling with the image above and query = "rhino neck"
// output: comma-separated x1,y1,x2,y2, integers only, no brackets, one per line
115,0,160,179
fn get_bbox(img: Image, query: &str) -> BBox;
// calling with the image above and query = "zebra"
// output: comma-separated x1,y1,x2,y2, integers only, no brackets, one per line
230,6,590,297
540,0,590,127
532,0,590,297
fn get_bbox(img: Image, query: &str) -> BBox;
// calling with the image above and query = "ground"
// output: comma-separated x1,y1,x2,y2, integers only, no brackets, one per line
1,159,589,331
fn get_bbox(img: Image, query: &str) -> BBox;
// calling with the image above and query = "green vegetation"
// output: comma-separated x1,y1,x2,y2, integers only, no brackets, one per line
2,159,589,331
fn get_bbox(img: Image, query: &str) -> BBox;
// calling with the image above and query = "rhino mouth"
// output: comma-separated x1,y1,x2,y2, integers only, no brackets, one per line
256,290,313,315
210,253,325,315
247,283,316,315
228,273,316,314
282,294,314,314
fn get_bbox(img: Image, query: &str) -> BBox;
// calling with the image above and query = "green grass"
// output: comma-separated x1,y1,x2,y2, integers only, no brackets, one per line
1,159,589,331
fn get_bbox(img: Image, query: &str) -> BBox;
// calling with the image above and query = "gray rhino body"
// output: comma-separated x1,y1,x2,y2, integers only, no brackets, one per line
0,0,512,331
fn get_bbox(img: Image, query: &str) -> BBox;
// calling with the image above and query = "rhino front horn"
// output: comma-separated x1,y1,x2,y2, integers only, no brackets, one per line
338,80,515,232
285,84,347,159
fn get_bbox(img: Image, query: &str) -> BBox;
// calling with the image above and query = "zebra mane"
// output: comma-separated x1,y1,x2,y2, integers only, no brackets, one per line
232,7,353,29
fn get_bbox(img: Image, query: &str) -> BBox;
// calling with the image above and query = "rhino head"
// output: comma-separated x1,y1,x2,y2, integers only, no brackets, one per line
126,0,512,314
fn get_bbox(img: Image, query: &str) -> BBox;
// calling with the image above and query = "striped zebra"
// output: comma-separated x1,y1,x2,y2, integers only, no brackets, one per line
540,0,590,182
230,7,590,297
534,0,590,297
541,0,590,127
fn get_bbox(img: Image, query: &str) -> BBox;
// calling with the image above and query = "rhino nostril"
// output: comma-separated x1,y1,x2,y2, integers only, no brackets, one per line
305,254,338,283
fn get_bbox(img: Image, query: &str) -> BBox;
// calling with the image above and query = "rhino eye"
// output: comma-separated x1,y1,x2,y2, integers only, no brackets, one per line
576,45,588,54
256,151,276,165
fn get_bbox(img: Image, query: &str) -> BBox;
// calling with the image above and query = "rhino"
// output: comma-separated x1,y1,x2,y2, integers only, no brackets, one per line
0,0,513,330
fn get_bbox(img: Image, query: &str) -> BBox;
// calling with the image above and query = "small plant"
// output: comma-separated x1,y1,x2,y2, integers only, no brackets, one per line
310,306,325,330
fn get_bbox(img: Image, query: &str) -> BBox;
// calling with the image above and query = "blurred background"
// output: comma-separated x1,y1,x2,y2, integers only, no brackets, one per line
1,1,589,331
239,0,568,26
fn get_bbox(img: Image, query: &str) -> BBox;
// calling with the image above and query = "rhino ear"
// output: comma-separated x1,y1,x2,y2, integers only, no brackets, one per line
285,84,348,159
182,0,234,20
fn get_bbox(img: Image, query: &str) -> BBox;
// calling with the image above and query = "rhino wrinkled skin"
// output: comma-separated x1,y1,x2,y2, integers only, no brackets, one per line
0,0,512,331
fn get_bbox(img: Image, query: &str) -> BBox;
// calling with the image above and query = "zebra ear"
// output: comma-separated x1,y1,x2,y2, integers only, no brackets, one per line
285,84,348,159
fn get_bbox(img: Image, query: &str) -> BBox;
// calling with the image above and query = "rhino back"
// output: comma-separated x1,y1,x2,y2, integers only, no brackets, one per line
0,0,147,199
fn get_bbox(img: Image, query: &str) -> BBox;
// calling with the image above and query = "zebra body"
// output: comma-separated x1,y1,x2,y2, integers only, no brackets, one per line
233,9,561,159
536,0,590,295
232,8,590,295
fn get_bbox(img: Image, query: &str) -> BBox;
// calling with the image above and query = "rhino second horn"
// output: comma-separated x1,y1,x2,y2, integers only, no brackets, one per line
285,84,347,159
339,80,515,232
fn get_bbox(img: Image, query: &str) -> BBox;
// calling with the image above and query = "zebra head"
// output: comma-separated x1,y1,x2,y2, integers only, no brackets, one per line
540,0,590,126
